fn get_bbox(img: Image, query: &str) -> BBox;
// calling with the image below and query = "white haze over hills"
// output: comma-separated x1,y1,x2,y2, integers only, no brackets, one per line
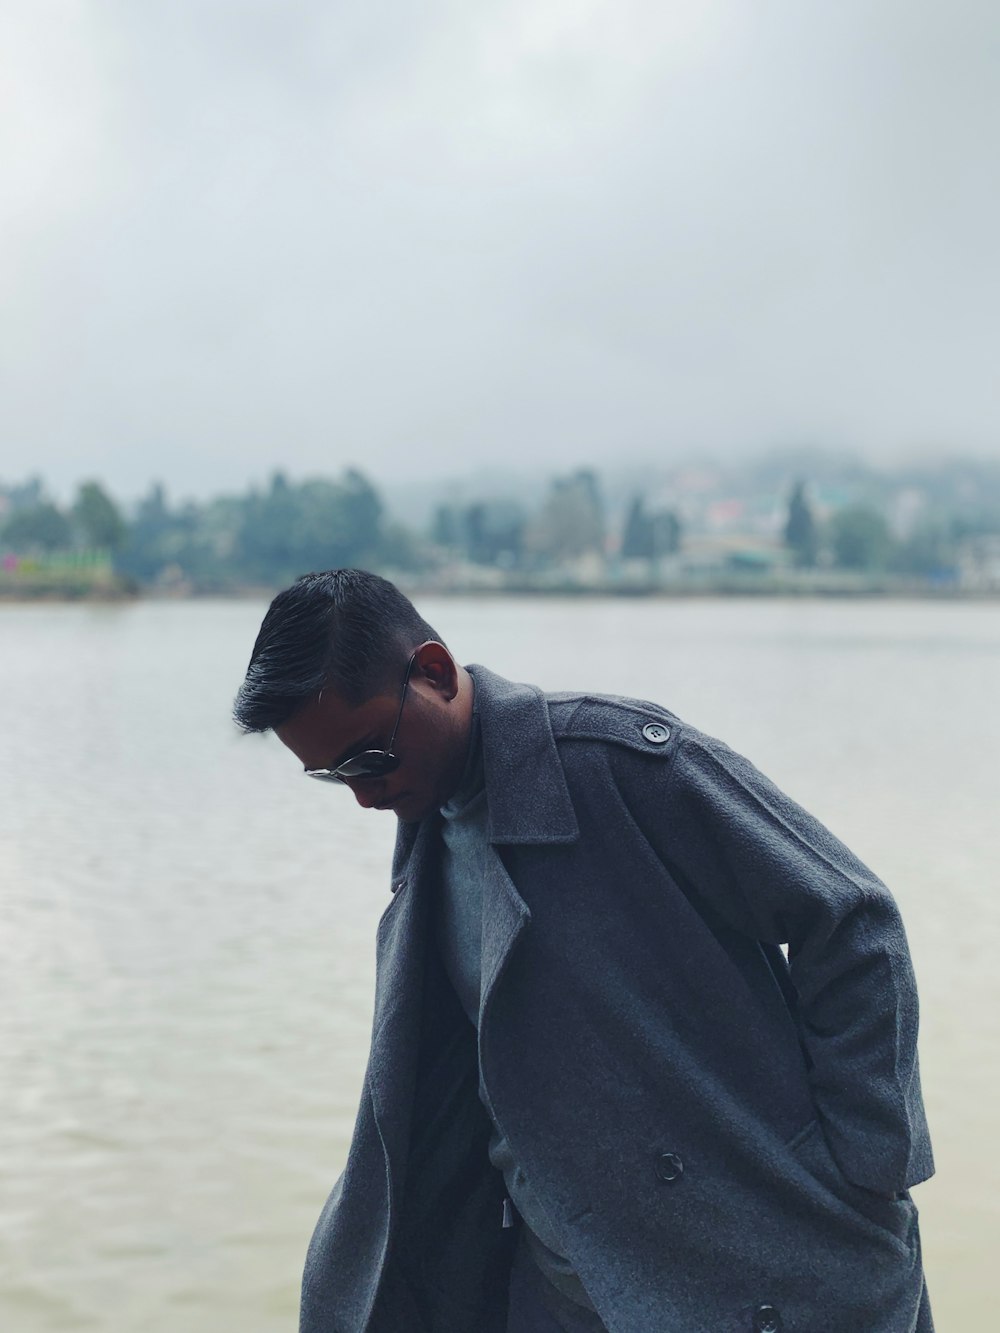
2,0,999,504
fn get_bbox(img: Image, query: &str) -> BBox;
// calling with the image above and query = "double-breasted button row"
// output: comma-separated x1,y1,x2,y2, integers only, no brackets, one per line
651,1157,779,1331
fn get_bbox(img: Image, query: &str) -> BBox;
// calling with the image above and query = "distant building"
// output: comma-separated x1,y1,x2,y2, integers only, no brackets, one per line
678,535,790,577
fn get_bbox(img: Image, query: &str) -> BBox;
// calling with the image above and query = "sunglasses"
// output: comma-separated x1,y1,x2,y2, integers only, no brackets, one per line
305,652,417,785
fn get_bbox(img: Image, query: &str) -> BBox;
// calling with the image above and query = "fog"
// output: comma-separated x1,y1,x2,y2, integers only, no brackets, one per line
2,0,999,500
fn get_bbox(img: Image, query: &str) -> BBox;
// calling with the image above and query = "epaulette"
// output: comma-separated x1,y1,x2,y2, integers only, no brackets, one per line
546,692,681,757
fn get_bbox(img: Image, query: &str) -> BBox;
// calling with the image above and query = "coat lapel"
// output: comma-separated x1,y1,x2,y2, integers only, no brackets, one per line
367,668,579,1194
367,815,439,1167
467,665,579,847
468,666,583,1021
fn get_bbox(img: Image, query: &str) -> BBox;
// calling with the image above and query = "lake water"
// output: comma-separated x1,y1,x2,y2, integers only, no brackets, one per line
1,597,997,1331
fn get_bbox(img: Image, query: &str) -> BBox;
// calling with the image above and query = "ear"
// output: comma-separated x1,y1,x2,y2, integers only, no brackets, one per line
412,640,459,701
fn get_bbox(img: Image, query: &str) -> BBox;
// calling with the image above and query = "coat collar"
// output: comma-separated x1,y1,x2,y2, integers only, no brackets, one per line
466,664,579,846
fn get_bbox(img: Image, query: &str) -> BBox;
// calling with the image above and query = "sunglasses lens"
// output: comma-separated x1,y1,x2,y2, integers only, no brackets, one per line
334,751,398,780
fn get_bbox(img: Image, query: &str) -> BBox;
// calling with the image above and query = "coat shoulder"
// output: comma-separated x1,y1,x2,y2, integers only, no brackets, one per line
545,690,685,760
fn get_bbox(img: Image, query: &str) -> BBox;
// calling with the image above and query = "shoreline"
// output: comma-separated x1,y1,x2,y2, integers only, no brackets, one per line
2,579,999,604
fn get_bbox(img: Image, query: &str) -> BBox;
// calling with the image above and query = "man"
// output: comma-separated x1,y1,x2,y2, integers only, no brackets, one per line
234,569,934,1333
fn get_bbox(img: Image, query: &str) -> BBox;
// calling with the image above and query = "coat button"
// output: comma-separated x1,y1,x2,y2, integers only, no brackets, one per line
642,722,670,745
654,1152,683,1182
752,1306,782,1333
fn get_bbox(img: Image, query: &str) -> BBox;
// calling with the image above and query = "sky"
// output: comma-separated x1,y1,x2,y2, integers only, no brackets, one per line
1,0,999,504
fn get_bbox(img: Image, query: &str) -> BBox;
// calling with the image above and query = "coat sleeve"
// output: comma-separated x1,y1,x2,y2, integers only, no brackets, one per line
638,725,934,1197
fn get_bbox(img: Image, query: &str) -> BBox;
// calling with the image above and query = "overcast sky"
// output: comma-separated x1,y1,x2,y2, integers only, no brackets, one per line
1,0,998,502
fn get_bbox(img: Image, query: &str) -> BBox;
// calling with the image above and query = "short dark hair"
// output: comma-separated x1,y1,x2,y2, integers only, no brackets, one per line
233,569,441,733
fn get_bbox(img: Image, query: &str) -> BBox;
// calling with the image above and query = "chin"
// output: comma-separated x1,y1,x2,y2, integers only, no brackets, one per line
394,793,436,823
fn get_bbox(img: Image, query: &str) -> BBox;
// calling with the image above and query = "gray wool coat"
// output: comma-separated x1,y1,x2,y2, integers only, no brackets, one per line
300,666,934,1333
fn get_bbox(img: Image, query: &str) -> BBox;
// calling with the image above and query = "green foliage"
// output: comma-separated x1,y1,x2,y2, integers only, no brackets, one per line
235,469,386,583
115,469,404,588
432,500,526,566
622,497,681,560
783,480,818,567
829,504,892,571
890,525,956,579
529,470,606,564
3,477,45,511
72,480,126,551
431,504,461,549
1,502,73,552
6,455,997,594
378,520,425,570
117,483,193,581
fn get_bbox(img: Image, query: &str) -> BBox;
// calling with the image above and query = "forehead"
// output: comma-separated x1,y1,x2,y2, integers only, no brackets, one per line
273,688,394,770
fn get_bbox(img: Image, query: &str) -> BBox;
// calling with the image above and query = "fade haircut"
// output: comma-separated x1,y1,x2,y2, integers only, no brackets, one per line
233,569,441,733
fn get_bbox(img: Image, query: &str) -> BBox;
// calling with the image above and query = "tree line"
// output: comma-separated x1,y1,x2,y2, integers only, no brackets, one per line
0,470,411,590
782,480,972,578
1,463,998,589
0,467,630,587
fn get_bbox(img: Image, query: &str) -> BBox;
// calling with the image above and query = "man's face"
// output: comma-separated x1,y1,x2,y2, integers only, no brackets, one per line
274,651,469,823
